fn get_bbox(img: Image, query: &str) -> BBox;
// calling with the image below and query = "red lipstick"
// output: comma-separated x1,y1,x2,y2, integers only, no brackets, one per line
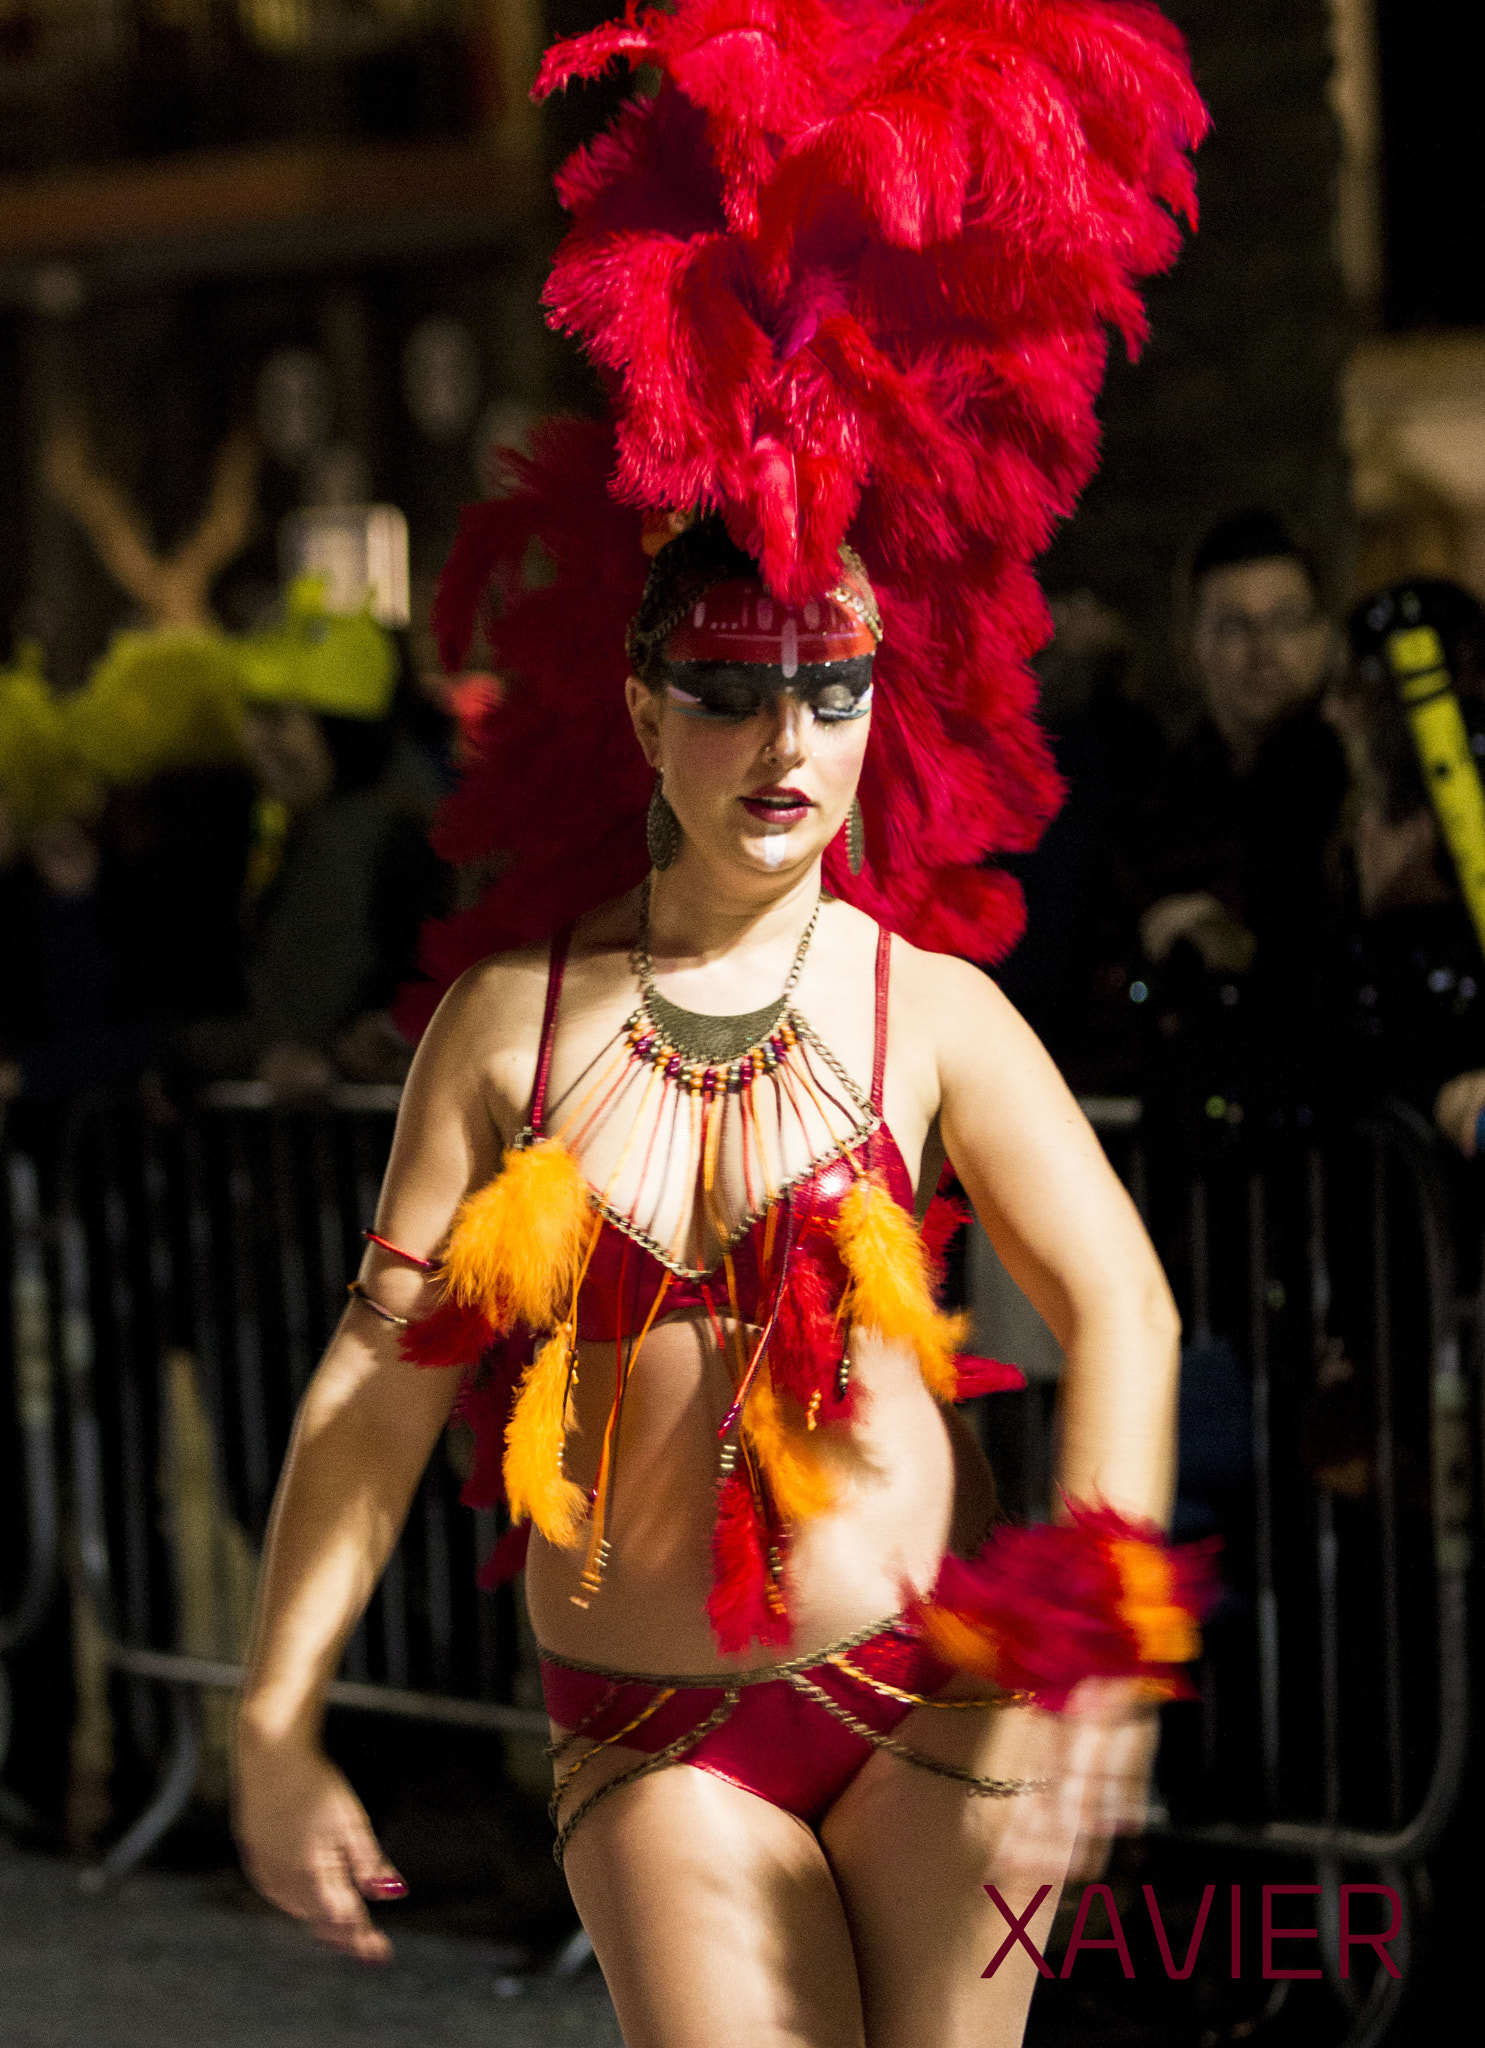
740,784,813,824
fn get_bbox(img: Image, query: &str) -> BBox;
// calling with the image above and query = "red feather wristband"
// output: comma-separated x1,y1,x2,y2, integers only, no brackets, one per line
911,1501,1220,1712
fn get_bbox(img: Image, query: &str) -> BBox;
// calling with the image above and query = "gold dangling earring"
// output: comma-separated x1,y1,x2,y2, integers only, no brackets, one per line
647,774,681,870
847,794,865,877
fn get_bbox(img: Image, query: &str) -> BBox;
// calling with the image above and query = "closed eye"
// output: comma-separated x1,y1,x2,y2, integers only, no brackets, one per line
811,682,872,722
662,657,874,723
665,682,760,721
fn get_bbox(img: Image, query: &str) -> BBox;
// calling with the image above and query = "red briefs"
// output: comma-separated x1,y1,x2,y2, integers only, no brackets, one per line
541,1618,963,1842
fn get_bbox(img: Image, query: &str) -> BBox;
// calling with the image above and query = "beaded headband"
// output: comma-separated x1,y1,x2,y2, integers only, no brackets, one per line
665,568,879,677
627,520,881,687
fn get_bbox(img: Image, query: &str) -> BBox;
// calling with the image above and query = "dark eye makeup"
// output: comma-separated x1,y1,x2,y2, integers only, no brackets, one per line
663,656,874,723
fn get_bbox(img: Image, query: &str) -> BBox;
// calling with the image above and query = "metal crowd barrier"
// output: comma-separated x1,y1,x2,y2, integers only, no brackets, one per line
969,1098,1474,2048
7,1085,546,1884
0,1149,62,1832
0,1087,1475,2047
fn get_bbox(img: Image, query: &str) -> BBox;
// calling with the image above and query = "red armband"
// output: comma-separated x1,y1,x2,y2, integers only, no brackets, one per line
911,1500,1220,1711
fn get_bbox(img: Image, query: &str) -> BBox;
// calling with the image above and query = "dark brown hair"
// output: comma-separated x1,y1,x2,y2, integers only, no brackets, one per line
625,518,757,687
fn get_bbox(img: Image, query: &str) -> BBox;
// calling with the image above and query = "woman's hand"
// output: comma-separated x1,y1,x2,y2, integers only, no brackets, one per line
234,1731,406,1963
993,1679,1161,1884
1433,1069,1485,1157
1139,891,1257,975
1051,1678,1162,1881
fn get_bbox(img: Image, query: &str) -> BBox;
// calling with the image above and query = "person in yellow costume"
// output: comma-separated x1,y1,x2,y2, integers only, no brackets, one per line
4,582,429,1105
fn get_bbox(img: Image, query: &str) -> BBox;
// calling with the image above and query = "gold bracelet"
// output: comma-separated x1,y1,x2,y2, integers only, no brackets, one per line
346,1281,411,1328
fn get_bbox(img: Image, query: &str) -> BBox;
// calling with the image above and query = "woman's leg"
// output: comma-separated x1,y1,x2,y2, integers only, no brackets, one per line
819,1691,1077,2048
556,1739,867,2048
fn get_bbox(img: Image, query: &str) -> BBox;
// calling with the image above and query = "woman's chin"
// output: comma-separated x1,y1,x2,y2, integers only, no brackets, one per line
737,829,815,874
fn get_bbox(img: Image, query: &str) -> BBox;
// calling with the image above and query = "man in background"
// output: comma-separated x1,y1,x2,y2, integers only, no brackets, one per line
1134,510,1346,1145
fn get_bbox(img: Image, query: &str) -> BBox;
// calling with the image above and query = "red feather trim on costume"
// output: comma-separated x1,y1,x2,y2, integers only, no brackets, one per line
394,4,1206,1034
476,1521,532,1590
920,1168,969,1293
767,1244,846,1410
398,1298,498,1372
707,1472,793,1653
912,1499,1221,1710
451,1335,534,1511
954,1354,1027,1398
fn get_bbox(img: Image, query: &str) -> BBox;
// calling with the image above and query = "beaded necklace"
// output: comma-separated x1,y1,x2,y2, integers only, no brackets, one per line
632,877,820,1062
540,881,878,1282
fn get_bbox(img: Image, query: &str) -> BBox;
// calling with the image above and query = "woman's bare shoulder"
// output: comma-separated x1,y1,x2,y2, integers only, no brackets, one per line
814,894,893,975
400,944,554,1142
406,891,643,1133
889,935,1017,1033
889,939,1059,1120
424,946,550,1051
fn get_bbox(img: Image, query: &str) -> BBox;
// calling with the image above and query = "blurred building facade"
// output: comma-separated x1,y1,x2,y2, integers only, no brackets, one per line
0,0,578,691
1042,0,1483,727
1041,0,1352,723
0,1,1477,714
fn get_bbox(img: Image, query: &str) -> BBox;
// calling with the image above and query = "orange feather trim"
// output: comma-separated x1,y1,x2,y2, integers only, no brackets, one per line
834,1177,970,1400
915,1605,1006,1684
444,1139,591,1331
741,1369,835,1524
1108,1539,1202,1665
502,1327,588,1548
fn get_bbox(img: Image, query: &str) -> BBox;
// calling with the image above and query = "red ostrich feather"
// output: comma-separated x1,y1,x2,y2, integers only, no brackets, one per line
708,1471,794,1652
767,1241,852,1415
396,0,1205,1032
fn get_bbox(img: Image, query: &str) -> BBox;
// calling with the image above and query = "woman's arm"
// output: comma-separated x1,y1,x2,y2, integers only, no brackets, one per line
927,953,1180,1522
233,1317,463,1959
924,953,1182,1877
233,955,540,1959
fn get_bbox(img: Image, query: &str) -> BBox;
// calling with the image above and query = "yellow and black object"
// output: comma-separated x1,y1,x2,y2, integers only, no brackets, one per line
1383,599,1485,958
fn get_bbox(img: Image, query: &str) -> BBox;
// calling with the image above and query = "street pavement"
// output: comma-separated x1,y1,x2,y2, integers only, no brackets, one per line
0,1839,623,2048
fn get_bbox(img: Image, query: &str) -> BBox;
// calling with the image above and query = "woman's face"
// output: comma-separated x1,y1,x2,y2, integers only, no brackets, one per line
626,662,871,884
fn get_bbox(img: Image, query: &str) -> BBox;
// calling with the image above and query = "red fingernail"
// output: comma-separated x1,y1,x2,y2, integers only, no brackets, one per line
364,1876,408,1899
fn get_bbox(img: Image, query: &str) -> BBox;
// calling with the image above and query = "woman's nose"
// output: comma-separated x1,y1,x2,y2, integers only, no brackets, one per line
761,692,807,763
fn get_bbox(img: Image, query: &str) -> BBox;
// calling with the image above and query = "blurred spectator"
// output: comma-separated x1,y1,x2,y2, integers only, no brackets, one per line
61,626,258,1042
1322,580,1485,1153
0,811,162,1111
104,764,256,1030
996,590,1166,1089
1132,510,1346,1144
0,657,160,1111
1295,582,1485,1511
183,592,450,1098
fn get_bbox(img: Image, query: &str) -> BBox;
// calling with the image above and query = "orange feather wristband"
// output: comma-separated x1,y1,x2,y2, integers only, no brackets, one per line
910,1501,1221,1712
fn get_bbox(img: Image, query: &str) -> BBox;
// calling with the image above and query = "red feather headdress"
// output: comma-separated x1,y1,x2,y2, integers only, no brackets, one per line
399,0,1205,1033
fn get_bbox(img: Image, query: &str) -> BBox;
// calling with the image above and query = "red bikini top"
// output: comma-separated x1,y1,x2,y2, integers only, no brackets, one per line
527,923,915,1344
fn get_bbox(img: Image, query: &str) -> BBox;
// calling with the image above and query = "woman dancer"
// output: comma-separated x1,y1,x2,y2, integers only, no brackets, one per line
234,5,1210,2043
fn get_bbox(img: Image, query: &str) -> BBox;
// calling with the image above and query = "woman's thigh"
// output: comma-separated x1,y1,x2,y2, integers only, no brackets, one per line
560,1749,867,2048
819,1696,1075,2048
